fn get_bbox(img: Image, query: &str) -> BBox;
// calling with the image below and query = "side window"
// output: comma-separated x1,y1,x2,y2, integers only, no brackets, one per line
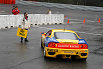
46,30,52,36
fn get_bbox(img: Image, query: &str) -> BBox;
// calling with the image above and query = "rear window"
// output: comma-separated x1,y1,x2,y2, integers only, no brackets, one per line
54,32,78,40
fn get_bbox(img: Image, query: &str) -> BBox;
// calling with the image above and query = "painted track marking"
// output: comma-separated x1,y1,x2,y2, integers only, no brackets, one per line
36,26,102,36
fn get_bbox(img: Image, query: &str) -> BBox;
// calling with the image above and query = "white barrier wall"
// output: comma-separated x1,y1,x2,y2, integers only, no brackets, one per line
0,14,64,29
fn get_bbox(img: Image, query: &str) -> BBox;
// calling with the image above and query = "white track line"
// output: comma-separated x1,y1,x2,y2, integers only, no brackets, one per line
39,27,53,29
75,31,102,36
37,26,102,36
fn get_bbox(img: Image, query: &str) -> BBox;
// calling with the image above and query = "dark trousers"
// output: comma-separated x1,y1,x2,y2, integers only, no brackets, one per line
21,29,28,41
21,37,28,41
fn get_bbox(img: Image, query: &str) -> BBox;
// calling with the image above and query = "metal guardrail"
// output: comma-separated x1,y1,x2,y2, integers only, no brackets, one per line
17,1,103,12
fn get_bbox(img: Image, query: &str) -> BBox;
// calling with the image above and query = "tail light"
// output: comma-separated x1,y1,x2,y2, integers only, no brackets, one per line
80,44,88,49
48,42,56,47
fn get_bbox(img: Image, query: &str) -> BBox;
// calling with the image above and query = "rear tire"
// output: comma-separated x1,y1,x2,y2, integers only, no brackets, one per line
44,47,46,56
41,40,43,48
44,47,47,58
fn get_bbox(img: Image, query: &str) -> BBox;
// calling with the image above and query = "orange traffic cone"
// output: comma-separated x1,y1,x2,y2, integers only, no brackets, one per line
67,19,69,24
83,18,85,24
98,18,101,23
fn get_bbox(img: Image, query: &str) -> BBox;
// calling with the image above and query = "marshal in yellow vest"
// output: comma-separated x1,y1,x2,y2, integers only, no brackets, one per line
17,28,28,38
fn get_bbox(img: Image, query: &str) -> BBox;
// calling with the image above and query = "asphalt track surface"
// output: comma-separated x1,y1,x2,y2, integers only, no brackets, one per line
0,1,103,69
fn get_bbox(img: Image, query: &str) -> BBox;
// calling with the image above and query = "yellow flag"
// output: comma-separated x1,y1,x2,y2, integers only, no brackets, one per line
17,28,28,38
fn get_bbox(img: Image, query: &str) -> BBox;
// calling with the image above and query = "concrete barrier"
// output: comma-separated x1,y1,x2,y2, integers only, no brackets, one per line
0,14,64,29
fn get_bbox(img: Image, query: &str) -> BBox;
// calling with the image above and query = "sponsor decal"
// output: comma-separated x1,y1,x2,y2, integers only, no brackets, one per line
57,44,80,49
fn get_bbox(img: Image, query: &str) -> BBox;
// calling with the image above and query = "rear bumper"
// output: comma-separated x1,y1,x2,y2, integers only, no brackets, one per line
45,47,88,58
